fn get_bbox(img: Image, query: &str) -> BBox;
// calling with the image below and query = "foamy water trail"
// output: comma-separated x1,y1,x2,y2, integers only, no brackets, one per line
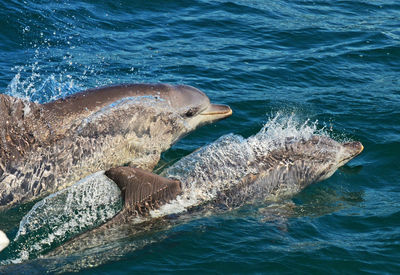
5,172,122,262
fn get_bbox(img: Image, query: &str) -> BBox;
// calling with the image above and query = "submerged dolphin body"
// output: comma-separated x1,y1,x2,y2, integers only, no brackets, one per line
5,130,363,261
0,84,232,210
110,134,364,218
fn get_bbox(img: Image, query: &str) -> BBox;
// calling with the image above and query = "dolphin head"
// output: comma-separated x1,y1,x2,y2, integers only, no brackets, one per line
162,84,232,131
272,135,364,185
339,140,364,167
43,83,232,132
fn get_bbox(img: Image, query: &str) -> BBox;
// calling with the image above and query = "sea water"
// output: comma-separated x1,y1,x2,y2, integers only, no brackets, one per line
0,0,399,273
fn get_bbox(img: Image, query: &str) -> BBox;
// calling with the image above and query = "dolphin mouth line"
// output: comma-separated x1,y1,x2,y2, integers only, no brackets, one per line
200,104,232,116
200,109,233,116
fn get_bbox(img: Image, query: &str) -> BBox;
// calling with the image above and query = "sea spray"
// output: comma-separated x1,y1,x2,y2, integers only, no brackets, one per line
7,172,122,262
6,69,82,103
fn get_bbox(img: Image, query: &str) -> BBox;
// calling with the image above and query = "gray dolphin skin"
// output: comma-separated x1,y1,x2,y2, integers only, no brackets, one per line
0,84,232,210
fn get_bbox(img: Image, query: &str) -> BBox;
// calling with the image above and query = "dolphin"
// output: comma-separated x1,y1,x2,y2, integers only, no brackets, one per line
0,84,232,210
108,134,364,217
4,132,363,260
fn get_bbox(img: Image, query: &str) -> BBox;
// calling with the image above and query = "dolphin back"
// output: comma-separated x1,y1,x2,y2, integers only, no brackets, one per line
0,94,43,165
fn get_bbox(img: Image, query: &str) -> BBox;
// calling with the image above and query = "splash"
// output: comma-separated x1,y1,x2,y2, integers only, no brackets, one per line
6,69,82,103
249,112,321,150
5,172,122,262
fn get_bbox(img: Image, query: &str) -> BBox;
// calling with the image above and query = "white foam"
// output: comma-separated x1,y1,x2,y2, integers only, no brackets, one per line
6,69,81,103
248,113,320,153
13,171,122,260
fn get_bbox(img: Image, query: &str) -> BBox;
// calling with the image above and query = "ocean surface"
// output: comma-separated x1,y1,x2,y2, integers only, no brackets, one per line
0,0,399,274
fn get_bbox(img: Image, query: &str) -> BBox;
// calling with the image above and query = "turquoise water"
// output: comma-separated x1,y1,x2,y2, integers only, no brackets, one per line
0,0,399,274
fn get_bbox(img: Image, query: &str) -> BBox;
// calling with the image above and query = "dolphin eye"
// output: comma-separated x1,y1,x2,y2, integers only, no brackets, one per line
184,107,199,118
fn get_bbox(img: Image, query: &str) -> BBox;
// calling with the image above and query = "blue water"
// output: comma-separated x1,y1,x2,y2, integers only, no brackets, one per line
0,0,399,273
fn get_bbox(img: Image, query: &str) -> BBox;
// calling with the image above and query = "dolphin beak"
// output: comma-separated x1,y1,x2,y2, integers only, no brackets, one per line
359,143,364,154
200,104,232,119
340,141,364,165
183,103,232,131
343,141,364,156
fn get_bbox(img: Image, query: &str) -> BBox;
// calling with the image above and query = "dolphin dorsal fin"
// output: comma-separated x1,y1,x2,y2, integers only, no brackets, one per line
105,167,182,215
